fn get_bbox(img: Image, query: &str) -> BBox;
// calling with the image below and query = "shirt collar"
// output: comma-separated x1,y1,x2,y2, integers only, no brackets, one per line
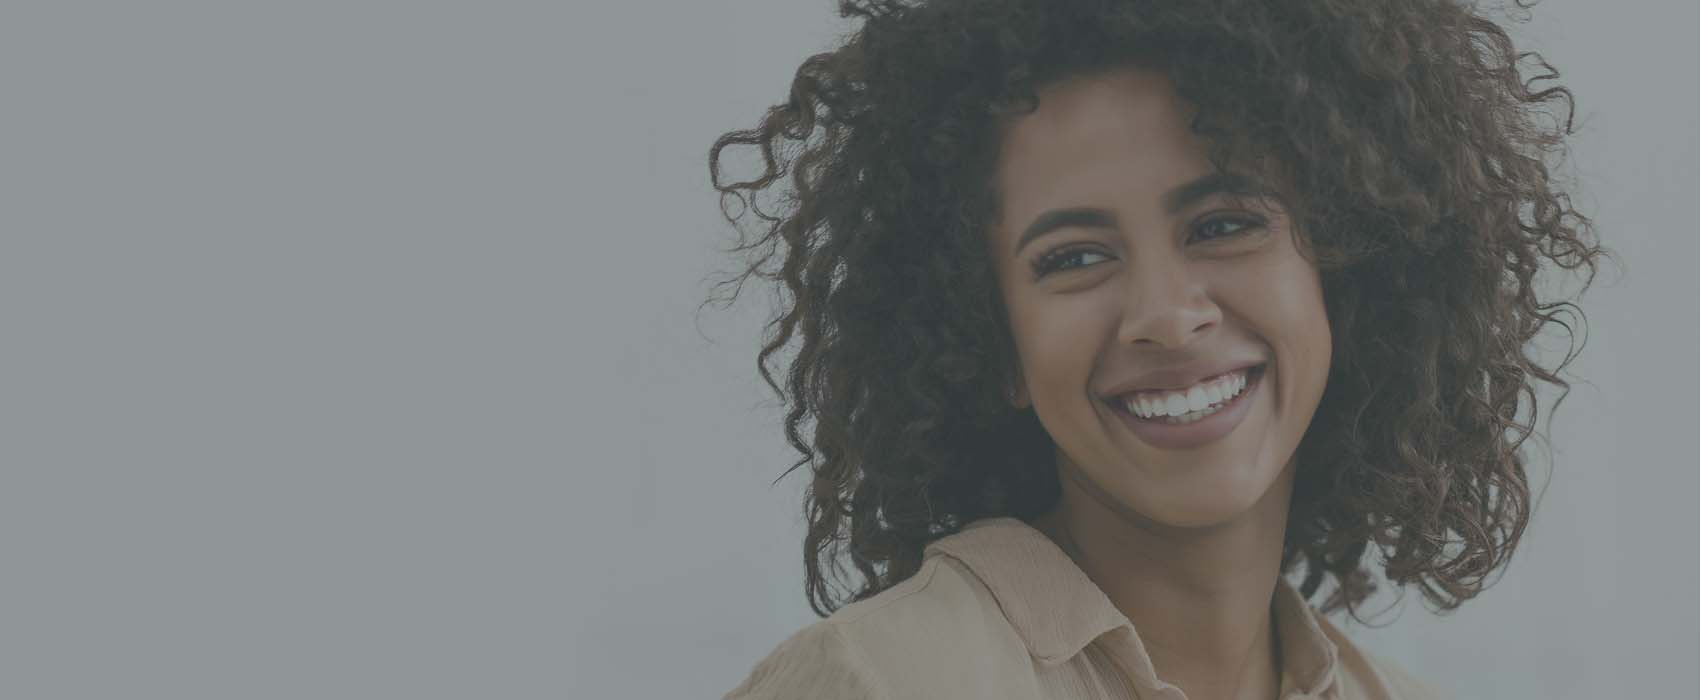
923,516,1340,696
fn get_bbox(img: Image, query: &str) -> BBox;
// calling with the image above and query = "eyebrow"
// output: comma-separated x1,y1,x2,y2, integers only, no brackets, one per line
1011,171,1265,255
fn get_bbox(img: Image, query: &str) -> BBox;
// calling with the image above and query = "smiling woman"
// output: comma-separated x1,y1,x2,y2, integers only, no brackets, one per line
992,69,1336,547
706,1,1609,699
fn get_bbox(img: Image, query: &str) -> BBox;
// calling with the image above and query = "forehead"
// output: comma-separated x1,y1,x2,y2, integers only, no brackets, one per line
991,67,1217,235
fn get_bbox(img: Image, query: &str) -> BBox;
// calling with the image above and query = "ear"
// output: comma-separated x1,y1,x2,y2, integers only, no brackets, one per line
1006,367,1030,409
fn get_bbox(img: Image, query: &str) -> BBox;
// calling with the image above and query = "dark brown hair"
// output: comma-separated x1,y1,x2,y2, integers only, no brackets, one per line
705,0,1612,622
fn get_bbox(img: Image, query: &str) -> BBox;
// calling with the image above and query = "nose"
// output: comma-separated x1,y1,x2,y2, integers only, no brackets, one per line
1116,259,1221,349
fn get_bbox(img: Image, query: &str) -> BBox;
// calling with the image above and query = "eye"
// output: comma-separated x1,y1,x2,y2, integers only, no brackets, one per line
1190,215,1265,243
1027,215,1269,280
1030,246,1111,279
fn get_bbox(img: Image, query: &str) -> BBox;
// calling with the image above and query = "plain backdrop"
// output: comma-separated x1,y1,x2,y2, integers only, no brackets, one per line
0,1,1693,699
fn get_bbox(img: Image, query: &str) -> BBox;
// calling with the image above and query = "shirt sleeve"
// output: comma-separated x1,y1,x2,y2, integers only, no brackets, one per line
722,621,888,700
1366,651,1453,700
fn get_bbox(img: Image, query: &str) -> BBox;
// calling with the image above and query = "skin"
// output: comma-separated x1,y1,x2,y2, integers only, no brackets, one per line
987,66,1333,700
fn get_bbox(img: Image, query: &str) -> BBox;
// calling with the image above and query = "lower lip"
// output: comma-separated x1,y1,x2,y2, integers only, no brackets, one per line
1108,364,1265,451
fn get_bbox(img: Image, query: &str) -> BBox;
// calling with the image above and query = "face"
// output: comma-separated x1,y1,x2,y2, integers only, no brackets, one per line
988,66,1331,529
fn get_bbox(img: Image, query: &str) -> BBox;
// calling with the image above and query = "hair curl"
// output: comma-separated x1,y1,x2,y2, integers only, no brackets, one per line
705,0,1612,622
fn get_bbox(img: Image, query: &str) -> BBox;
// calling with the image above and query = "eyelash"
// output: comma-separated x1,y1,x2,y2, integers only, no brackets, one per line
1028,215,1266,279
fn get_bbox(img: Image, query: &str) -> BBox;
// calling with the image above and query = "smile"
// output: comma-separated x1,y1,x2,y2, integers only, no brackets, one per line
1107,363,1267,450
1118,366,1252,420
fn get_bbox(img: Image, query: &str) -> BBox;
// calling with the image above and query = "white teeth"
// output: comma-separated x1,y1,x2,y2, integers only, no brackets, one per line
1164,394,1188,416
1185,385,1209,412
1119,368,1251,419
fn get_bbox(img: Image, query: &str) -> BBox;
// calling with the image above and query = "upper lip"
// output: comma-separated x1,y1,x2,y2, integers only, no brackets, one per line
1099,358,1266,399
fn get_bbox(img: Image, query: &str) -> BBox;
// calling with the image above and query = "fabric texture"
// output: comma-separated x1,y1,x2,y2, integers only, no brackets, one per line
724,517,1450,700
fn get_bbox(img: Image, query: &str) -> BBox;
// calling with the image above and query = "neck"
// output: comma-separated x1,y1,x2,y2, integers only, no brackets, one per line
1031,457,1297,700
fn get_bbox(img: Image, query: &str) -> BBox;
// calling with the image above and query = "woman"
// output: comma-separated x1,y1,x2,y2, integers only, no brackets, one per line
707,0,1606,698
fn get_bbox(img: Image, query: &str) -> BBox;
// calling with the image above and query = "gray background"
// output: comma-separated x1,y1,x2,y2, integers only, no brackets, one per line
0,1,1693,698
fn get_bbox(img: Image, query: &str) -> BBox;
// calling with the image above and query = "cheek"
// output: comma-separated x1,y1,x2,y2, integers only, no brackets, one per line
1213,252,1331,373
1235,260,1332,404
1265,266,1327,340
1007,294,1112,397
1221,238,1329,335
1281,262,1331,357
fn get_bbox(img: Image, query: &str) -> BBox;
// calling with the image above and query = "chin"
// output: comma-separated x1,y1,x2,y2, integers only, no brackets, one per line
1122,466,1278,529
1154,498,1260,529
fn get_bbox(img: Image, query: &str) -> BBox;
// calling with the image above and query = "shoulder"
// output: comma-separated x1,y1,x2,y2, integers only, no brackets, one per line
1312,613,1453,700
723,556,1029,700
721,618,886,700
1360,652,1453,700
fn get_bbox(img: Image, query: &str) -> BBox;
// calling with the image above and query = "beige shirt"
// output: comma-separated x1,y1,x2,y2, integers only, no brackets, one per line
725,517,1449,700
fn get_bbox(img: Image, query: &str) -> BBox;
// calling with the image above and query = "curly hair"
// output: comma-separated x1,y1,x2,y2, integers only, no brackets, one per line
705,0,1611,623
